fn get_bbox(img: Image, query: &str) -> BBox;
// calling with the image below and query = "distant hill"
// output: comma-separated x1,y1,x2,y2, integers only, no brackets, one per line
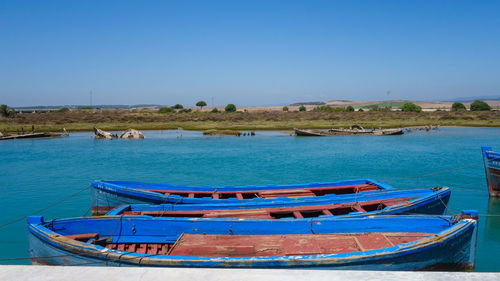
442,96,500,102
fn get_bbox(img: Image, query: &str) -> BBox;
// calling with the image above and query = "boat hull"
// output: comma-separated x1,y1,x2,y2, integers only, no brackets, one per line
482,146,500,197
91,179,390,215
28,213,477,270
105,187,451,218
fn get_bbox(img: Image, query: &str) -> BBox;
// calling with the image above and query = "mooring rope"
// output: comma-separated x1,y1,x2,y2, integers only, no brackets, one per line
0,186,90,229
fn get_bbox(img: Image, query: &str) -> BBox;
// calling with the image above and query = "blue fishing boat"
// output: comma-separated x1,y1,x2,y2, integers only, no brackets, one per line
28,211,478,270
106,187,451,218
482,146,500,197
91,179,392,215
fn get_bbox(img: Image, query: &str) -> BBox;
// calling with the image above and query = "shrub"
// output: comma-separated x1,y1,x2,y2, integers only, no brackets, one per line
225,104,236,112
312,106,346,112
55,107,70,113
172,104,184,109
400,102,422,112
196,101,207,109
79,106,93,110
358,108,364,112
158,107,174,113
210,108,220,113
470,100,491,111
451,102,466,111
299,105,306,112
178,108,192,113
346,106,355,112
282,106,289,112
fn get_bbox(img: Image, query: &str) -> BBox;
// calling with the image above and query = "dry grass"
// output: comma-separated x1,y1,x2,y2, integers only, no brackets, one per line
1,110,499,132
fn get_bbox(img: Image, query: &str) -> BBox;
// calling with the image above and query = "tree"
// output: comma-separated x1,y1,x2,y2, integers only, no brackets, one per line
346,106,355,112
210,108,220,113
196,101,207,110
282,106,289,112
451,102,466,111
225,104,236,112
0,104,8,117
400,102,422,112
172,104,184,109
0,104,15,118
470,100,491,111
299,105,306,112
158,107,173,113
358,108,364,112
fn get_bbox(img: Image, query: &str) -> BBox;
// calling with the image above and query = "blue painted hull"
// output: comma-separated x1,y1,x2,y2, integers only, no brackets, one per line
106,187,451,218
91,179,391,215
482,146,500,197
27,212,478,270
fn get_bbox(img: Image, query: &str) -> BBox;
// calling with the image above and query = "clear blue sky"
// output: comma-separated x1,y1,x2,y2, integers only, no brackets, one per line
1,0,499,107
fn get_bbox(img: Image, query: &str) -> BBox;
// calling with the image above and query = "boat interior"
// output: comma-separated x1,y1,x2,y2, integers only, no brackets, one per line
67,232,431,257
143,183,381,199
119,197,415,219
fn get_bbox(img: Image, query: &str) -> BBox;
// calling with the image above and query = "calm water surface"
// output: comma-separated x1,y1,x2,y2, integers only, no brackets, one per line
0,127,499,271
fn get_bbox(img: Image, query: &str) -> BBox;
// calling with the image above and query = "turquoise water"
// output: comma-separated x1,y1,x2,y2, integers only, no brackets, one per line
0,127,499,271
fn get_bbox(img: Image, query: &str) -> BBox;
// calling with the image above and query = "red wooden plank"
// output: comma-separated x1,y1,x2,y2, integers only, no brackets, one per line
355,234,393,251
293,211,304,219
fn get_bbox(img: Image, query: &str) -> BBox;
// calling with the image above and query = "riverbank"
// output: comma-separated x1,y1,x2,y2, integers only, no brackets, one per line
1,110,499,132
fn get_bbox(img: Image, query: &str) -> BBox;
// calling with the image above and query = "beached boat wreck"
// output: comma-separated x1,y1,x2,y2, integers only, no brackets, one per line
294,126,404,136
106,186,451,218
482,146,500,197
27,211,478,270
91,179,391,215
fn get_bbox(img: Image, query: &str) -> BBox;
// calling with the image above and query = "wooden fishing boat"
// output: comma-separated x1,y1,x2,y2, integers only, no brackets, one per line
27,211,478,270
482,146,500,197
373,128,404,136
91,179,391,215
328,125,373,135
106,187,451,218
294,128,330,136
0,132,62,141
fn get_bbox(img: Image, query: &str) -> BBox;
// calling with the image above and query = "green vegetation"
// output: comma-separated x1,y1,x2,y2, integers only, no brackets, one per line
451,102,466,111
312,105,350,112
364,101,406,109
0,110,499,132
346,106,355,112
282,106,289,112
79,106,93,110
470,100,491,111
178,108,192,113
210,108,220,113
299,105,306,111
358,108,364,112
225,104,236,112
0,104,16,118
172,104,184,109
158,107,174,113
400,102,422,112
196,101,207,109
55,107,70,113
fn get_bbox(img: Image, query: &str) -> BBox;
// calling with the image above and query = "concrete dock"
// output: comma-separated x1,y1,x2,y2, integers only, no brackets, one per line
0,266,498,281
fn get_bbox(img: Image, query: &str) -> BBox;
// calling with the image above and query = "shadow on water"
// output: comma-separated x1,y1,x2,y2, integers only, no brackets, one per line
486,198,500,242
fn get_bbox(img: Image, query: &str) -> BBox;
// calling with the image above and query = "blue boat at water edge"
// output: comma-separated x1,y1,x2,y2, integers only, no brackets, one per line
482,146,500,197
106,187,451,218
27,211,478,270
91,179,393,215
